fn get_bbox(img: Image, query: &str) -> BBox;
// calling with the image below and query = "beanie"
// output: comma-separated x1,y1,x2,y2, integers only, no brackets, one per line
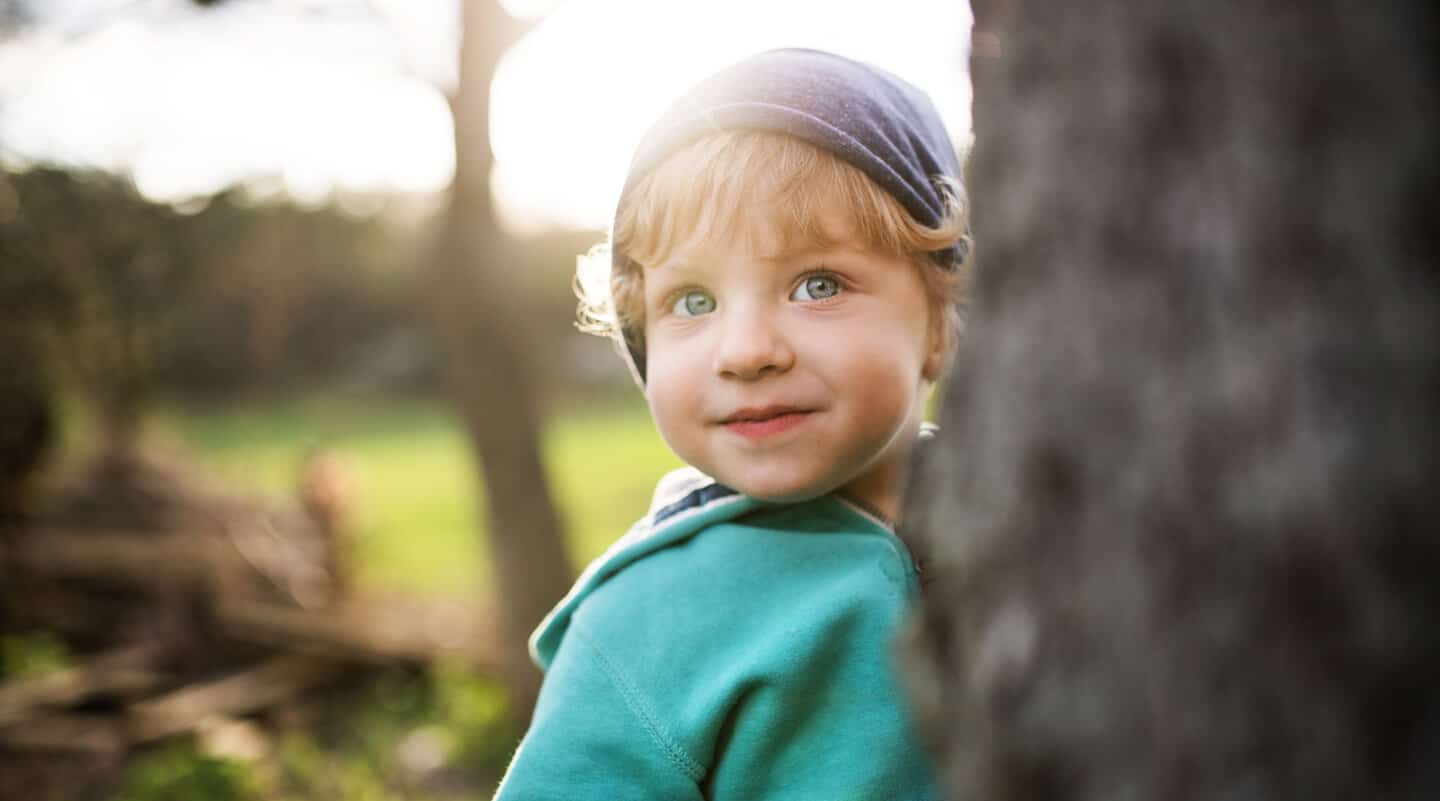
614,47,965,383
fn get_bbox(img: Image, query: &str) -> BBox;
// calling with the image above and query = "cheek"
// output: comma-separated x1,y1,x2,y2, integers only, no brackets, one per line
832,311,930,380
854,361,920,426
822,320,928,419
643,352,699,441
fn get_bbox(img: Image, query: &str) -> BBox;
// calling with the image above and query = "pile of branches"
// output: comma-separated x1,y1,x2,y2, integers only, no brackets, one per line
0,452,497,801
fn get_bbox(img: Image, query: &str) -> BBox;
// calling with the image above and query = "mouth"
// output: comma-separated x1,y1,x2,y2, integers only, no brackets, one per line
719,405,815,439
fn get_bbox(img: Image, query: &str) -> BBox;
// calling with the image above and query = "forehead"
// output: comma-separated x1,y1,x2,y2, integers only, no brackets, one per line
645,188,862,273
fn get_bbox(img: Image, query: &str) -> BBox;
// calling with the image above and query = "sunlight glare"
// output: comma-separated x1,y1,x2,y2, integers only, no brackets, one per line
0,0,968,230
0,1,455,208
490,0,972,234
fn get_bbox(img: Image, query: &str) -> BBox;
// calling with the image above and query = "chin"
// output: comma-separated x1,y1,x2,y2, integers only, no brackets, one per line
740,487,826,504
724,472,839,504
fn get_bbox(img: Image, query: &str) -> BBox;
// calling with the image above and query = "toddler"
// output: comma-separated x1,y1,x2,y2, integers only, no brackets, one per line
494,48,970,800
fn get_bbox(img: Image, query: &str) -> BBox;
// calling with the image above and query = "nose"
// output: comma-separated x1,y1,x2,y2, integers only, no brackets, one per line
712,303,795,380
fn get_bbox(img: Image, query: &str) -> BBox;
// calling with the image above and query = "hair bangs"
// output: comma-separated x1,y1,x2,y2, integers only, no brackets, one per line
579,130,971,364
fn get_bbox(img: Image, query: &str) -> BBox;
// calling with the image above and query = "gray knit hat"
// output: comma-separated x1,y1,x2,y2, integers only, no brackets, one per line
614,48,965,383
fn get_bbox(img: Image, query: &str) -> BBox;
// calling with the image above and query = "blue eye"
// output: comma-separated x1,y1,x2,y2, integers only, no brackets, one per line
673,290,716,317
791,274,841,301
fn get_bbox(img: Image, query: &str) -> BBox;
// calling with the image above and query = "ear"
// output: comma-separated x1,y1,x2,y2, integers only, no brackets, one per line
921,312,952,383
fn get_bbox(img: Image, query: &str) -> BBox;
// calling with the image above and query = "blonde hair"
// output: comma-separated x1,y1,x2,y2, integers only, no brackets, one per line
576,130,972,367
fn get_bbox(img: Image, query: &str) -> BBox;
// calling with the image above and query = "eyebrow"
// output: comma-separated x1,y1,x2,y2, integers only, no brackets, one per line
760,241,833,265
765,233,879,269
642,262,701,304
645,257,705,280
646,232,853,276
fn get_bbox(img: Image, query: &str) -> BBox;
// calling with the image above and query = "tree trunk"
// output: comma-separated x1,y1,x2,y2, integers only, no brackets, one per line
424,0,574,719
901,2,1439,800
0,323,55,637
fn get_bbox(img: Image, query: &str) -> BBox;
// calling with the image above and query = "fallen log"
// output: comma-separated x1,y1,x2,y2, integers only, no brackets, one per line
9,529,218,588
125,655,340,743
214,598,501,671
0,713,126,754
0,647,167,728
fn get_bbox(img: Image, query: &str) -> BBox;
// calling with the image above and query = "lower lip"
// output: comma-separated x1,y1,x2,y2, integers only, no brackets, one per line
723,412,812,439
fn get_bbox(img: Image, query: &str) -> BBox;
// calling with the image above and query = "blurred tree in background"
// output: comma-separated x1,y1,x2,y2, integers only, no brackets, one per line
0,168,447,455
160,199,430,399
0,0,28,34
423,0,575,719
0,168,245,465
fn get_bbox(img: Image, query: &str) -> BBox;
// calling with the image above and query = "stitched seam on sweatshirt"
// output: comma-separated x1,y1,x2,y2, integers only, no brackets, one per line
831,497,922,593
570,623,706,781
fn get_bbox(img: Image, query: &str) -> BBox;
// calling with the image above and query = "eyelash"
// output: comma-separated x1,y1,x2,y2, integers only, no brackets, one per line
658,269,848,316
792,269,846,302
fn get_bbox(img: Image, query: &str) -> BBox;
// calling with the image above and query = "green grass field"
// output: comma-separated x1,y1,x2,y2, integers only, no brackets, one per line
148,392,683,598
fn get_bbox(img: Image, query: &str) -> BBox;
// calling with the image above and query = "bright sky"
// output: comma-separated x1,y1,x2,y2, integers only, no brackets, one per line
0,0,971,233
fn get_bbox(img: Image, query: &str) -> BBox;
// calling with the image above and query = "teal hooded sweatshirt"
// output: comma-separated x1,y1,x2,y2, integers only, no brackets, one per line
492,467,940,800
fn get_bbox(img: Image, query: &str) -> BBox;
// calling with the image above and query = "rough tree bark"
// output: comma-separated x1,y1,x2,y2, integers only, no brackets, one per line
902,2,1439,800
426,0,574,719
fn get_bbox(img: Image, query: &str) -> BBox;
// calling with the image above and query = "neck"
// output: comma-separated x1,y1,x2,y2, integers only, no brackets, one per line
838,490,898,529
838,460,905,525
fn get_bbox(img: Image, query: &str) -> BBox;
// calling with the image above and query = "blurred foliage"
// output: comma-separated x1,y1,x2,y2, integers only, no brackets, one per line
0,0,30,34
0,166,428,404
0,167,250,449
270,663,514,799
431,659,519,770
111,664,515,801
0,630,71,679
114,741,262,801
1,163,627,462
157,198,428,399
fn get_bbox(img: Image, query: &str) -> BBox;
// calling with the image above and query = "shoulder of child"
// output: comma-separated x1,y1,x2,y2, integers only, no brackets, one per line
545,488,930,798
580,478,918,638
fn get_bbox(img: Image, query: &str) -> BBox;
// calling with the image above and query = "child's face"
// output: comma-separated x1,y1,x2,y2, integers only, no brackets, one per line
641,196,942,518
